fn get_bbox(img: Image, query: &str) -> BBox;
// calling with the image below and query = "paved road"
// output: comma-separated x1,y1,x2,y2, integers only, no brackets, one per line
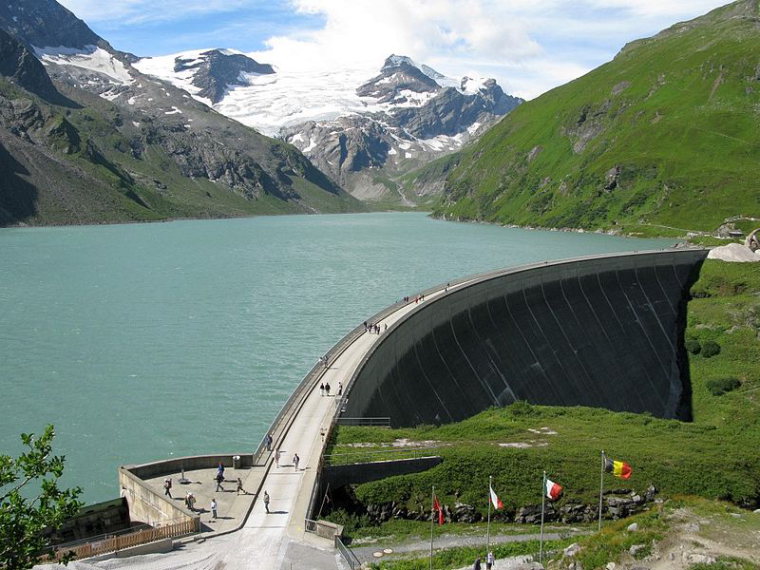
41,286,465,570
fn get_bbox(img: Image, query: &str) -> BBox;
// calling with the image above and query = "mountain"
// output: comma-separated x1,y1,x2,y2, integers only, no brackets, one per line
0,0,361,226
134,53,523,204
431,0,760,235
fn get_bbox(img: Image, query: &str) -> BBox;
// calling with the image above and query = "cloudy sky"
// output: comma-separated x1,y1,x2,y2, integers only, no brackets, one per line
58,0,729,99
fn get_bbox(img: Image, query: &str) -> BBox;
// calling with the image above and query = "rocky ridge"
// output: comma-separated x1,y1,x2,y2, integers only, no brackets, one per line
284,55,523,202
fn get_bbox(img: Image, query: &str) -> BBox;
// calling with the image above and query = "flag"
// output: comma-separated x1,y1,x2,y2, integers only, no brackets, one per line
489,484,504,510
545,478,563,501
433,495,444,525
604,456,632,479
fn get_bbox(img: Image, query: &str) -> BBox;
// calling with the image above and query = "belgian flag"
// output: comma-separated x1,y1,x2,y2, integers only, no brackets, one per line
603,455,632,479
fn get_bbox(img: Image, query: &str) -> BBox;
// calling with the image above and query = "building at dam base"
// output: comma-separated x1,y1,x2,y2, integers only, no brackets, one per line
341,249,708,428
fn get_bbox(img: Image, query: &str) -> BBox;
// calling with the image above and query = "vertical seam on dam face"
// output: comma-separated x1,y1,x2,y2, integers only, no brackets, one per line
342,250,708,428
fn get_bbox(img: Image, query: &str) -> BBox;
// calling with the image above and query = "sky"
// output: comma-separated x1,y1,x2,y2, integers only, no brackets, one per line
57,0,731,100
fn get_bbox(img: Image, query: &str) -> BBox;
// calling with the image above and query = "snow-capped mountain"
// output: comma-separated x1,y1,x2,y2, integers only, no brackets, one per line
134,52,523,201
0,0,358,226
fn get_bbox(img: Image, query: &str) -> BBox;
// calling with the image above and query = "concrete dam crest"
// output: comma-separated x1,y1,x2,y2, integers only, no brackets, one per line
341,249,708,427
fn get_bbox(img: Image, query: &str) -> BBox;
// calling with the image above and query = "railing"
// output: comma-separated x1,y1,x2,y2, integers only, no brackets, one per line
336,416,391,427
335,536,361,570
51,519,198,561
323,446,443,466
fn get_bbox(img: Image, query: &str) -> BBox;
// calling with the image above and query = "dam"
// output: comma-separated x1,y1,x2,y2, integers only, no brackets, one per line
64,248,707,569
341,248,708,427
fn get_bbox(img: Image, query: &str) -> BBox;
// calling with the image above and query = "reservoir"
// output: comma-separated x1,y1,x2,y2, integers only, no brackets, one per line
0,212,673,503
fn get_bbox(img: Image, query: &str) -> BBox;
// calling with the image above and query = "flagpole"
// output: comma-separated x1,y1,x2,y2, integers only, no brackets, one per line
598,451,605,531
487,475,493,555
429,485,435,570
540,471,546,562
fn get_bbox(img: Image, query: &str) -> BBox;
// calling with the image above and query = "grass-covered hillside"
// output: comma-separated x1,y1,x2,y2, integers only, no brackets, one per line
431,0,760,236
327,260,760,520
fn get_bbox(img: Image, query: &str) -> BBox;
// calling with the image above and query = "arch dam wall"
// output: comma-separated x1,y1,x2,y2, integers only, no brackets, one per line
341,249,708,428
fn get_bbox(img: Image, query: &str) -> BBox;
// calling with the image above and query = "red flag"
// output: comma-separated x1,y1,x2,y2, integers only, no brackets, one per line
489,484,504,510
545,478,563,501
433,495,444,525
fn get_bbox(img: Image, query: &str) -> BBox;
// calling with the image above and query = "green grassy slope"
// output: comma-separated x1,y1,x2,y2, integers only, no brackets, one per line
432,0,760,234
329,260,760,516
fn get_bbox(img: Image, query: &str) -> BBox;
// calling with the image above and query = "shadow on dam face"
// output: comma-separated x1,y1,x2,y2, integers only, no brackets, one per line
341,249,708,428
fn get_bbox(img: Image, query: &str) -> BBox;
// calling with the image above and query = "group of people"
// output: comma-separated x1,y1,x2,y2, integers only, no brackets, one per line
274,449,300,470
473,551,496,569
319,381,342,396
363,321,386,334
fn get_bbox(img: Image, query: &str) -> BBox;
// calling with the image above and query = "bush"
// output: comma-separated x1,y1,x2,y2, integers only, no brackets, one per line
685,339,701,355
706,377,741,396
702,341,721,358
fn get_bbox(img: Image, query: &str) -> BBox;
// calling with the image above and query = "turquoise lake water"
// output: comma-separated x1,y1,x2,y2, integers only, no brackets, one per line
0,212,674,503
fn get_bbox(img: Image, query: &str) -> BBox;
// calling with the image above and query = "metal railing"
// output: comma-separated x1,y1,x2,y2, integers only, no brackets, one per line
336,416,390,427
335,536,361,570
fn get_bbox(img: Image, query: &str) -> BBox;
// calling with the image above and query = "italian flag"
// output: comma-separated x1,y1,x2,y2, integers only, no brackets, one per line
489,484,504,510
545,478,563,501
604,456,633,479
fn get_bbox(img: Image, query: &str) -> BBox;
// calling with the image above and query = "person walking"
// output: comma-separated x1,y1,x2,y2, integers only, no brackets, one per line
185,491,195,511
293,453,300,471
211,498,218,520
337,382,342,396
263,490,270,513
236,477,246,494
473,557,482,570
265,433,273,451
325,382,331,396
319,382,325,396
275,450,281,467
163,478,172,498
215,470,224,492
486,551,495,569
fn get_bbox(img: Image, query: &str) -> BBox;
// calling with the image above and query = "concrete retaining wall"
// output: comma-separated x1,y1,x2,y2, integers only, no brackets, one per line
342,249,707,427
324,457,443,488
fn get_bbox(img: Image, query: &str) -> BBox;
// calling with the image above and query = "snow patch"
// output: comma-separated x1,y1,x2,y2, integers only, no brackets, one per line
165,107,182,115
467,122,482,135
302,136,318,153
34,45,134,86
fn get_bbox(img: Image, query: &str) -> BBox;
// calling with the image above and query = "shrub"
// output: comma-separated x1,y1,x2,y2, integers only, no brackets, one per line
685,339,701,355
701,341,721,358
705,377,741,396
